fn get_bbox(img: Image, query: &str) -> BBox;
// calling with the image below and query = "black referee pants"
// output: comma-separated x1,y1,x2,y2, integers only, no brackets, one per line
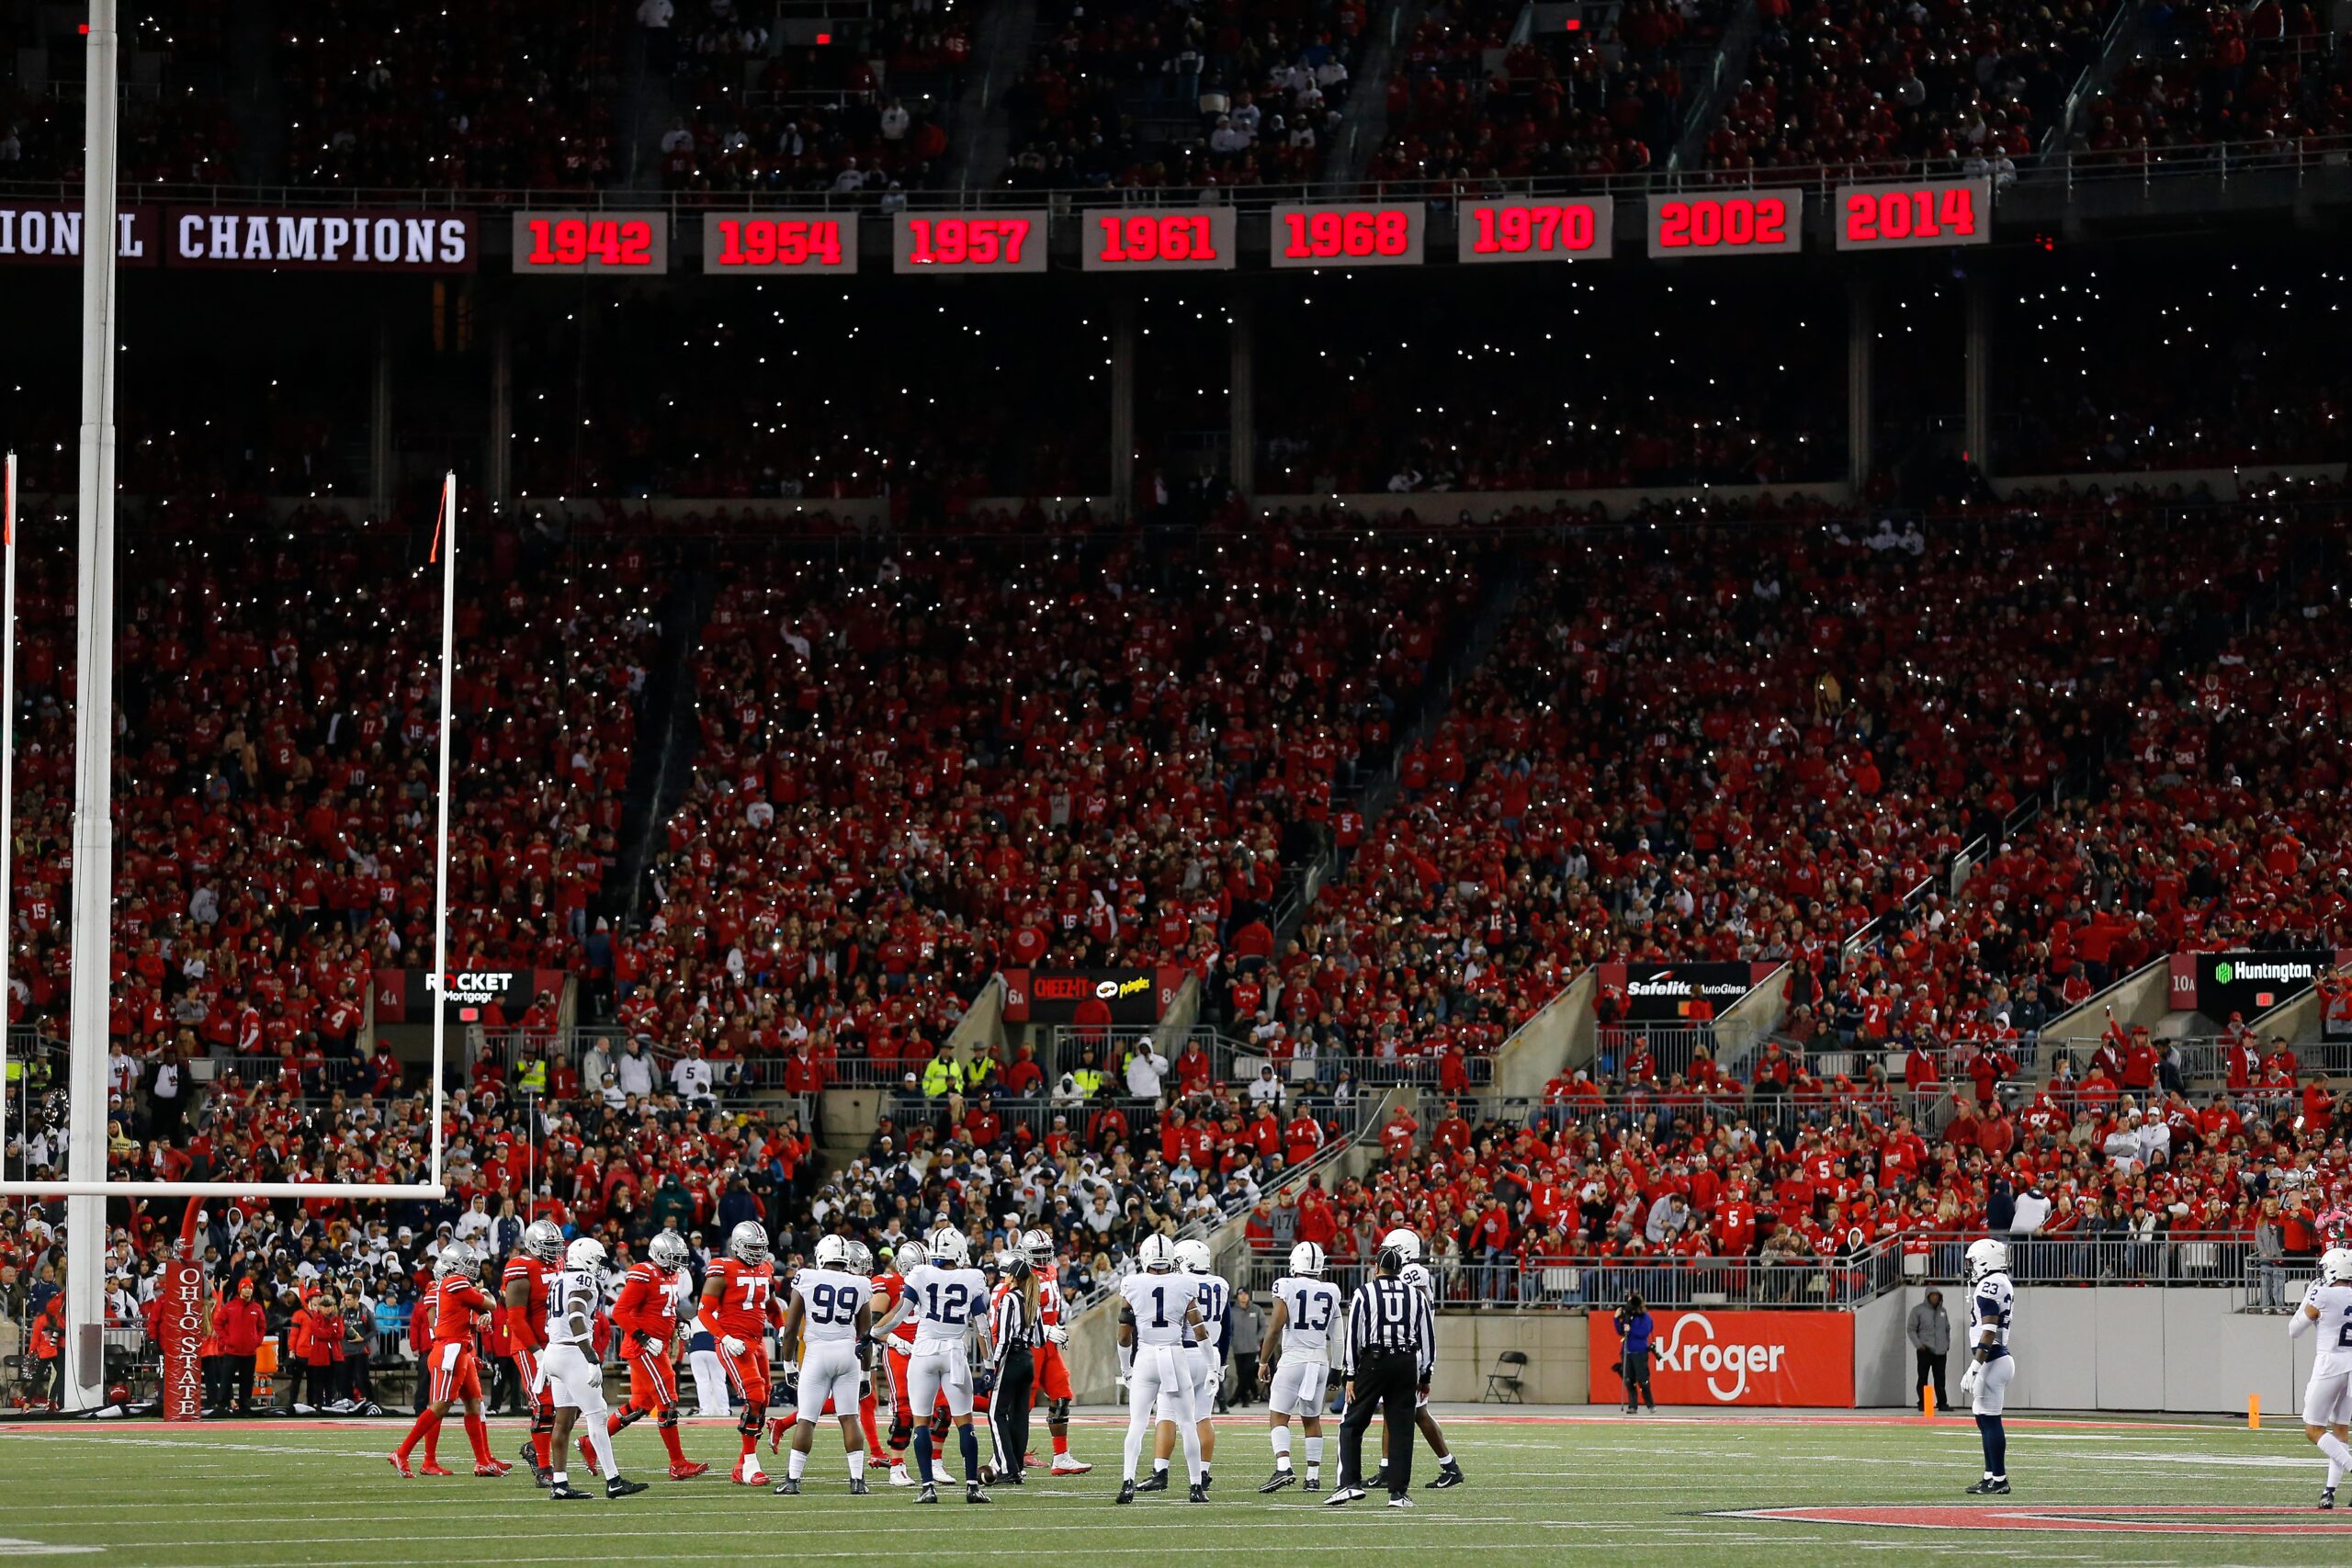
1339,1348,1419,1498
989,1348,1035,1482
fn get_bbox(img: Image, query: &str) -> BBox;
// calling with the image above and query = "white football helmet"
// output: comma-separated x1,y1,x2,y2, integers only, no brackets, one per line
649,1230,690,1270
522,1218,565,1262
1965,1237,2009,1282
1139,1232,1179,1273
729,1221,770,1264
2321,1248,2352,1287
814,1234,852,1269
1287,1241,1327,1278
565,1236,606,1272
890,1239,929,1275
433,1241,476,1279
1022,1227,1057,1269
1381,1227,1422,1262
845,1240,875,1275
929,1228,972,1268
1174,1238,1214,1276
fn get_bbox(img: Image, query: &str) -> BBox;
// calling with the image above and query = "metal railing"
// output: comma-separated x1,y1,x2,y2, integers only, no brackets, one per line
4,132,2346,213
1910,1231,2267,1289
1235,1237,1908,1309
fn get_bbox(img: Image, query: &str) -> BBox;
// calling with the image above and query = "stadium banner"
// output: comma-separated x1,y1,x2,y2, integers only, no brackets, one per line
1598,961,1778,1021
160,1255,206,1421
1000,966,1187,1025
1457,196,1615,264
512,211,670,274
2191,950,2334,1018
164,208,480,271
0,202,162,266
1645,190,1804,258
1268,202,1428,268
892,211,1049,273
1833,177,1993,251
1080,207,1239,272
1589,1308,1854,1406
703,212,859,275
372,966,567,1023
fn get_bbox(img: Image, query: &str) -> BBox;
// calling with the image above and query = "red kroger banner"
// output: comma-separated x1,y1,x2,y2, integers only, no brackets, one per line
1589,1308,1853,1406
160,1258,206,1421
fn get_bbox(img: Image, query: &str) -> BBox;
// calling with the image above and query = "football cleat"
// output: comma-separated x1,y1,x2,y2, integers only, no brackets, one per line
1260,1469,1296,1494
1136,1471,1170,1493
548,1482,594,1500
518,1438,538,1468
769,1419,792,1455
966,1482,992,1504
1050,1454,1093,1475
1427,1461,1465,1490
1187,1483,1208,1503
888,1463,918,1487
773,1478,801,1496
1023,1451,1044,1469
1387,1495,1416,1510
669,1461,711,1481
1303,1478,1322,1492
1964,1478,2011,1495
532,1467,554,1489
849,1478,871,1495
605,1478,648,1500
1114,1480,1136,1506
2321,1486,2336,1511
483,1459,514,1476
387,1453,413,1479
916,1483,939,1505
417,1462,456,1478
1325,1484,1367,1506
578,1438,601,1478
473,1463,506,1479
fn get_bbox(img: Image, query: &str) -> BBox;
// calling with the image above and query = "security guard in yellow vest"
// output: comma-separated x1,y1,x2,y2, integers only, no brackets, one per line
515,1055,548,1097
921,1046,964,1100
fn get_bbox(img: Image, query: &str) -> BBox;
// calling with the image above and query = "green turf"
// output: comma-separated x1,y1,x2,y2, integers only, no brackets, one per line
1,1408,2345,1564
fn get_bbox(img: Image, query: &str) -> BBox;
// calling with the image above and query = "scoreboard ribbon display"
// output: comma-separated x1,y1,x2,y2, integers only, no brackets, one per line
1835,177,1992,250
703,212,858,274
513,211,669,274
1081,207,1238,271
894,211,1049,273
1270,202,1428,268
1458,197,1614,263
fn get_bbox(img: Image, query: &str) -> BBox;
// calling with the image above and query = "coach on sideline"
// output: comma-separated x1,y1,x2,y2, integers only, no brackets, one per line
1327,1238,1435,1508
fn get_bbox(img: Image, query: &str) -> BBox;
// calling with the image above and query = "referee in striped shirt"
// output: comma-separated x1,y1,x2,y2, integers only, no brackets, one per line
983,1254,1042,1487
1328,1238,1436,1508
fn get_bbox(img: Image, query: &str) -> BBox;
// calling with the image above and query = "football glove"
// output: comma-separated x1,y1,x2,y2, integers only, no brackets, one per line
1042,1325,1069,1346
778,1359,799,1383
1204,1364,1224,1396
1958,1361,1981,1397
721,1335,747,1357
1114,1375,1128,1401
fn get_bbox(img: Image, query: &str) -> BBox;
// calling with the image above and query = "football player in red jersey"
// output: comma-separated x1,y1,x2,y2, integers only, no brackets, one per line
703,1220,785,1483
1020,1228,1091,1473
872,1238,927,1485
389,1243,507,1478
504,1218,564,1483
585,1229,708,1480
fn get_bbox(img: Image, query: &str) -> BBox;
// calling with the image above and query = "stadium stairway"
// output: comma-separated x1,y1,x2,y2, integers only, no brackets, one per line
1321,0,1427,187
596,547,719,931
1269,542,1528,948
1664,0,1762,172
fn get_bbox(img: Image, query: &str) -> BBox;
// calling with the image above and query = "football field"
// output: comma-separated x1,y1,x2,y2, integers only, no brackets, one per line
2,1406,2346,1565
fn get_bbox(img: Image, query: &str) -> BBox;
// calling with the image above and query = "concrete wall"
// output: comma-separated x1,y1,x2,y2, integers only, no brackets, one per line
1888,1285,2312,1415
1850,1289,1914,1408
2035,957,2171,1052
1493,968,1594,1099
946,973,1007,1066
1430,1312,1589,1404
1715,962,1791,1066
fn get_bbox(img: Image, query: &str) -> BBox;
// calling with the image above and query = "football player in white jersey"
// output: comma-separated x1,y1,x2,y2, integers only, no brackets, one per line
2288,1247,2352,1507
1145,1237,1228,1492
1114,1232,1210,1504
1957,1236,2017,1495
774,1233,877,1496
1260,1240,1342,1492
1370,1229,1465,1490
868,1226,990,1504
542,1238,649,1501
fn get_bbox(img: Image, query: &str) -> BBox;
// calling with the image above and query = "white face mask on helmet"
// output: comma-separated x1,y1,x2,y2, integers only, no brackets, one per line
1965,1237,2009,1282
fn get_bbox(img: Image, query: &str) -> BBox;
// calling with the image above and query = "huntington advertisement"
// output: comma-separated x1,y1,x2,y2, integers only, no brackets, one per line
1590,1308,1855,1406
2192,951,2333,1019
